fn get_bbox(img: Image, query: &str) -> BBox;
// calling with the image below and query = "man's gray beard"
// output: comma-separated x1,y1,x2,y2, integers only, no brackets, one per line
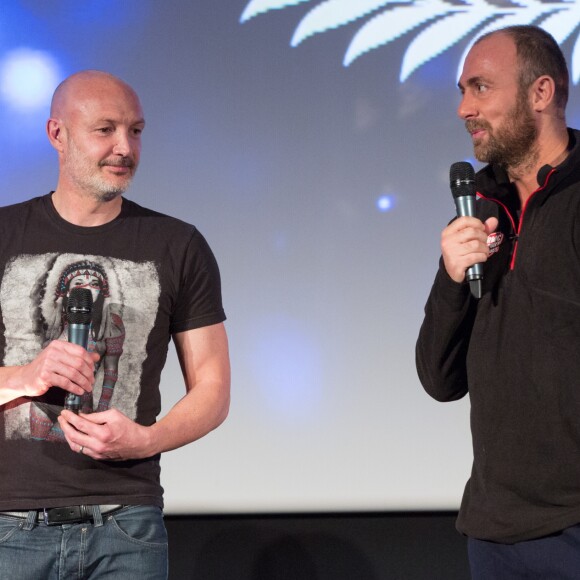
72,175,132,203
65,137,135,202
92,184,129,203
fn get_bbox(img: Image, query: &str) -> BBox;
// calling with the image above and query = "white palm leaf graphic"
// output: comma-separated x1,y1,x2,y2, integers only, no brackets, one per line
290,0,397,46
400,1,502,81
539,5,580,82
240,0,310,22
343,0,455,66
241,0,580,84
454,0,572,82
541,5,580,44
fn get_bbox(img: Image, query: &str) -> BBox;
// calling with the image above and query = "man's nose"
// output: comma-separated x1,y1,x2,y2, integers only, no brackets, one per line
457,92,476,120
112,130,132,156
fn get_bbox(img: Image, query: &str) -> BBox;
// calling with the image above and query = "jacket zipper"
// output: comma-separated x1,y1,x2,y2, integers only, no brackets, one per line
476,167,556,270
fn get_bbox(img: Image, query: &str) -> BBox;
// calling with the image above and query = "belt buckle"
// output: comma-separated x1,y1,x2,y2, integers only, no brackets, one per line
43,506,84,526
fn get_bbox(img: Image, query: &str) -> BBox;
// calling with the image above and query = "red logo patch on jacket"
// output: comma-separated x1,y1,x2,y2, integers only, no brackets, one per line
487,231,504,256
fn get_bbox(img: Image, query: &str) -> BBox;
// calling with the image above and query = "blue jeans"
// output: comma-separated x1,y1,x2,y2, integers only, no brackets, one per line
468,523,580,579
0,505,168,579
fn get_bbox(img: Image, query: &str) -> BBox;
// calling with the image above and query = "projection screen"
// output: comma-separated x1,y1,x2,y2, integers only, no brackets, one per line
2,0,580,513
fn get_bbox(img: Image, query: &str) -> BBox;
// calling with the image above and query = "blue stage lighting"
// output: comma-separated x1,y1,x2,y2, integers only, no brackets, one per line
0,48,61,111
377,194,395,212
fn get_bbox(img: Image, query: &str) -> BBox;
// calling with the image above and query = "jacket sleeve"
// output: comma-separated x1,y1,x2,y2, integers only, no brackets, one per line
415,259,477,402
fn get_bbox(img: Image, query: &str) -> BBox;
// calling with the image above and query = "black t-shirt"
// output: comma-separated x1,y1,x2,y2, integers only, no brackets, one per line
0,194,225,509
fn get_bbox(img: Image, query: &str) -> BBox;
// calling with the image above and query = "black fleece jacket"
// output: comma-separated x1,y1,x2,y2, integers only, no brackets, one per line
416,129,580,543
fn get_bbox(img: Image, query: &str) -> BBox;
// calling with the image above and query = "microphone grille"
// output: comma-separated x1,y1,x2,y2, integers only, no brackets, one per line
450,161,476,199
67,288,93,325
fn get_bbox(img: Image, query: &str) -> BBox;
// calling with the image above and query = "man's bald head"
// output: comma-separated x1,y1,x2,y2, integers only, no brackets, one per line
50,70,142,120
47,70,145,203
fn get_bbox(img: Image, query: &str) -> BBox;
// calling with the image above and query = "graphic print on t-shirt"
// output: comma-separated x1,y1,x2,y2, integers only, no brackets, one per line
0,253,160,442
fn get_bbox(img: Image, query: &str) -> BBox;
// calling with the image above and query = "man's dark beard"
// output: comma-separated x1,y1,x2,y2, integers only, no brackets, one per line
466,89,537,169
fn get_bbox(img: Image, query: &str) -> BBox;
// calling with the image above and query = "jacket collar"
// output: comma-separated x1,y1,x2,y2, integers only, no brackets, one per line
475,128,580,199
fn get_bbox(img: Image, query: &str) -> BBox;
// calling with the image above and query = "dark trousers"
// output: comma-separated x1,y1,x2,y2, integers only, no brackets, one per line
468,524,580,579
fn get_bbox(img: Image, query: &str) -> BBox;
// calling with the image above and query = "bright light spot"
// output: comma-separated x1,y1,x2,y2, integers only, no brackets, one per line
247,314,323,423
0,49,60,111
377,194,395,212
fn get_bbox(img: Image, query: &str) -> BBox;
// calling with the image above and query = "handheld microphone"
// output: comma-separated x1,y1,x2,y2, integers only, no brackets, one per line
64,287,93,413
449,161,483,299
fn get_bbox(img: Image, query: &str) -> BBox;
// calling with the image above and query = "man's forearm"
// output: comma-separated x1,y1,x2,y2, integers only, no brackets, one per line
145,378,230,455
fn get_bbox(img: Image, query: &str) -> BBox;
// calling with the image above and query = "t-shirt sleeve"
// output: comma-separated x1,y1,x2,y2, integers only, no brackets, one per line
170,229,226,334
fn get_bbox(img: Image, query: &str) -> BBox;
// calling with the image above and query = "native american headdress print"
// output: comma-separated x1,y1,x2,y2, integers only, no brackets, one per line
54,260,111,299
0,253,160,440
36,255,122,344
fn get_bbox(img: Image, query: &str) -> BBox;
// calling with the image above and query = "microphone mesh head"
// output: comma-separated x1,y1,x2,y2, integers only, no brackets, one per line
67,288,93,325
450,161,476,199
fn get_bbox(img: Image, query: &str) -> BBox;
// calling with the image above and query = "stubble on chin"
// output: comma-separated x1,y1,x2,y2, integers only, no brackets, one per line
92,189,125,203
473,136,503,166
64,138,136,203
85,161,137,202
474,127,537,171
465,94,538,170
93,160,136,201
75,175,131,204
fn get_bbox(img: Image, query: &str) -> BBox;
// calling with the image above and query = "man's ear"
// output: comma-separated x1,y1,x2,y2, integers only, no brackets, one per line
531,75,556,112
46,118,65,152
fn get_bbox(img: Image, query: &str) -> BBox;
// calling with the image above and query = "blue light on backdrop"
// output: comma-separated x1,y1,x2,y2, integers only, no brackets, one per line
248,314,323,423
0,0,152,171
376,194,395,213
0,48,60,111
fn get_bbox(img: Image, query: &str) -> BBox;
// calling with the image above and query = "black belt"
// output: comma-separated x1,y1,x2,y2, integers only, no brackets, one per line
0,504,123,525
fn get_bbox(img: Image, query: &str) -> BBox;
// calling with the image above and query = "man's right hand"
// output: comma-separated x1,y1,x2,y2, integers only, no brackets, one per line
0,340,99,406
441,216,499,283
